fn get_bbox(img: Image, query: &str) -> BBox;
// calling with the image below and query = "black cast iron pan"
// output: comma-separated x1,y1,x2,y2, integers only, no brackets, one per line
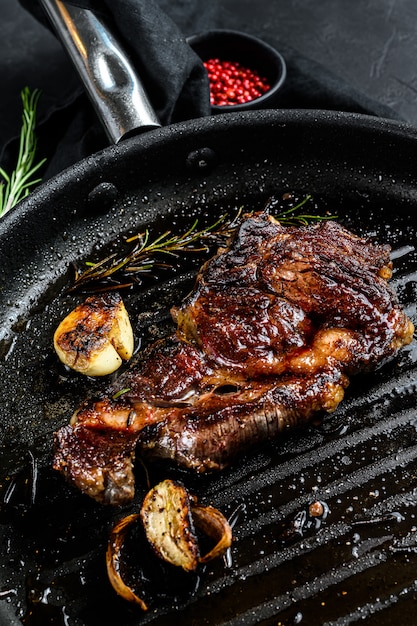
1,5,417,626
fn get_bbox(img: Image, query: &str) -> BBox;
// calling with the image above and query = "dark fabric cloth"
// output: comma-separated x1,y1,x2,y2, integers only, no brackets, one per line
1,0,404,182
19,0,211,126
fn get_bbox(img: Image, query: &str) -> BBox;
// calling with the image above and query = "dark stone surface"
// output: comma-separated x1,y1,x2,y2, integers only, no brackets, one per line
214,0,417,125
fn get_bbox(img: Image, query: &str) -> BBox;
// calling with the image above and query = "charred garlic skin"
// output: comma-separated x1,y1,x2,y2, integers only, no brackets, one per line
53,292,134,376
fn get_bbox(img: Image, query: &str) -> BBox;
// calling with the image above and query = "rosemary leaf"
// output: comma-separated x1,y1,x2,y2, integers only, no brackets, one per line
70,215,231,292
0,87,46,217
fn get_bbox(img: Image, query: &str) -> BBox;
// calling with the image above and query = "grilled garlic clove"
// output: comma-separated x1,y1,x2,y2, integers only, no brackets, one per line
140,479,200,572
54,292,134,376
106,480,233,607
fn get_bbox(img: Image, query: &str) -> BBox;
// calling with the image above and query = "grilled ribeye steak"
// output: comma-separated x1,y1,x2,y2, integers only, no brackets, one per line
53,213,414,505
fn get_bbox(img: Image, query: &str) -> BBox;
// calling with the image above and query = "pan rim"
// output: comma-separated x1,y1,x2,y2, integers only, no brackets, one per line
1,106,417,236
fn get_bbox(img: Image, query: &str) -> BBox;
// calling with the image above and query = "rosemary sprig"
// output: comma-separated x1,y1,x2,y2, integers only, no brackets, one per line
70,214,230,292
71,195,335,293
267,194,337,226
0,87,46,217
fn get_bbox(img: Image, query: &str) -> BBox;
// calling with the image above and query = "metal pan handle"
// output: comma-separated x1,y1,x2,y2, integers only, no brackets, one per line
39,0,161,144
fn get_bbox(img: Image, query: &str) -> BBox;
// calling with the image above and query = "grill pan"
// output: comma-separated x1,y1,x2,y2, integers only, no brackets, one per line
0,108,417,626
1,5,417,626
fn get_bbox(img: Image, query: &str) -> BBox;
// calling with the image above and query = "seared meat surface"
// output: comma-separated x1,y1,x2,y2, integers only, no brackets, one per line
53,213,414,505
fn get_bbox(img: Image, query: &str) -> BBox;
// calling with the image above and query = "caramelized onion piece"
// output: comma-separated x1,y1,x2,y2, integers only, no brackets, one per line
191,503,233,563
106,513,148,611
140,479,200,572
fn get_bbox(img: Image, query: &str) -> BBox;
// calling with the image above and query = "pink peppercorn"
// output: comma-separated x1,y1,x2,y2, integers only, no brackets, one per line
203,58,271,106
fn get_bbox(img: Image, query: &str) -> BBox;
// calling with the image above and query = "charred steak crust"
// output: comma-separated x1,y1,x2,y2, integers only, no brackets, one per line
53,212,414,505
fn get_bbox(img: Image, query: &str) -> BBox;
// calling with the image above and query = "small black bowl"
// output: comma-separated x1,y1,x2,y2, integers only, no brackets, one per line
187,29,287,113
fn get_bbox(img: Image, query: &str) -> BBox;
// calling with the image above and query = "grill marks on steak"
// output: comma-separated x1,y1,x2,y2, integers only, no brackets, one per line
53,213,414,505
138,368,347,473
